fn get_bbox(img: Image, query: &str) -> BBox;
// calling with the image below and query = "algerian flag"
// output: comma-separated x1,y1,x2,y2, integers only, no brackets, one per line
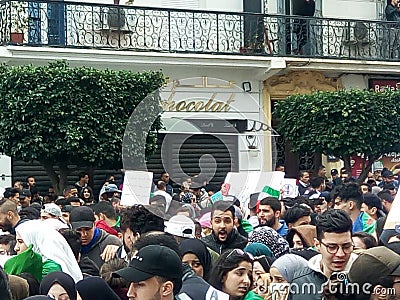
257,171,285,200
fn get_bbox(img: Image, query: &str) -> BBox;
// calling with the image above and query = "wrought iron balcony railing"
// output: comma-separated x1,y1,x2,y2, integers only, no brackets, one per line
2,0,399,61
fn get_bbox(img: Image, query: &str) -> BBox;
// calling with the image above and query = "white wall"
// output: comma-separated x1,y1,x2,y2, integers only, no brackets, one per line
323,0,379,20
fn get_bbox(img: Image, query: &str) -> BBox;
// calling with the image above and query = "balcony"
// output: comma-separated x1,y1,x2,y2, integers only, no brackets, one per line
2,0,399,62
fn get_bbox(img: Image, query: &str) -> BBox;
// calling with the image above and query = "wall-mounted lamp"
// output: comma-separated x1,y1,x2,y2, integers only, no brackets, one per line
242,81,252,92
246,135,258,149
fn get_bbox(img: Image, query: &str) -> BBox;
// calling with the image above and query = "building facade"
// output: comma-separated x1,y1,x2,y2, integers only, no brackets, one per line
1,0,396,186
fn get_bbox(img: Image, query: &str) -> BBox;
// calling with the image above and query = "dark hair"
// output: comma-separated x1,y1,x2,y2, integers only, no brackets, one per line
91,201,116,220
100,258,128,288
208,249,253,293
79,186,94,202
318,165,326,171
316,209,352,240
299,170,309,178
377,190,394,203
310,176,325,189
338,182,363,209
157,181,167,190
133,232,180,258
259,197,281,213
59,229,81,260
0,234,16,255
78,172,88,180
18,272,40,297
63,186,77,195
211,201,235,218
4,188,19,199
129,204,165,234
352,232,378,249
25,176,35,183
284,204,311,225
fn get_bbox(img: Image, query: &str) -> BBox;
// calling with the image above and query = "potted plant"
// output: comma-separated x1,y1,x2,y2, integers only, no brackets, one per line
10,1,28,44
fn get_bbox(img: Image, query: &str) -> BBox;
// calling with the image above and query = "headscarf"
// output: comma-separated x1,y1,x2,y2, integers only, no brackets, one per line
76,276,121,300
244,242,274,258
15,220,83,282
286,225,317,248
23,297,51,300
271,254,309,283
249,226,290,258
40,271,77,300
8,275,29,300
180,238,212,279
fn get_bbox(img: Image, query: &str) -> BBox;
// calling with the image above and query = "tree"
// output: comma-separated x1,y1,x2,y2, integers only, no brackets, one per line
274,89,400,183
0,61,164,193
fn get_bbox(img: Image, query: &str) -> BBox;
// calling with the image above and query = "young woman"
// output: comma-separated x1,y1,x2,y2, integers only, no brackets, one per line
14,220,82,282
208,249,257,300
40,271,78,300
180,238,212,280
80,186,95,205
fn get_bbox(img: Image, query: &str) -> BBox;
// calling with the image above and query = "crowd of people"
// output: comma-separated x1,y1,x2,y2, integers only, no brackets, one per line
0,167,399,300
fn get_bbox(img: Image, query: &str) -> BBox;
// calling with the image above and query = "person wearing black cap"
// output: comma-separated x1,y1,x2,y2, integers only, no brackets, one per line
379,169,399,191
19,189,32,209
69,206,121,268
330,169,342,188
113,244,183,300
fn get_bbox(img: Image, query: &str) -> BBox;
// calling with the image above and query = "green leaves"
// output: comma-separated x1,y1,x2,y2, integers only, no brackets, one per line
0,61,165,170
274,89,400,159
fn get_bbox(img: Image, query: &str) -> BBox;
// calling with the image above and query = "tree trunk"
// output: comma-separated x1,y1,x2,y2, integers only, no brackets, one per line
41,161,61,195
58,163,70,195
357,155,376,184
343,155,351,174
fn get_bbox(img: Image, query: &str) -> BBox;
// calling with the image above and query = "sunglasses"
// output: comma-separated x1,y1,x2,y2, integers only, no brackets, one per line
226,248,254,261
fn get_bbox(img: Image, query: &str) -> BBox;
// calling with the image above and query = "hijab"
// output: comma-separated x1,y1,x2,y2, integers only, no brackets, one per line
40,271,77,300
76,276,121,300
180,238,212,279
244,242,274,258
270,254,309,283
249,226,290,258
16,220,83,282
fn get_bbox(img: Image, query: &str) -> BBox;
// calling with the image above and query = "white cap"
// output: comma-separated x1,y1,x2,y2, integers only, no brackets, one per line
164,215,195,238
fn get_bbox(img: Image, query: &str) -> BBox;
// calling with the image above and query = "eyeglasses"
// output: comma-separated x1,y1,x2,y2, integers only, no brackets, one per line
226,248,254,261
320,240,354,254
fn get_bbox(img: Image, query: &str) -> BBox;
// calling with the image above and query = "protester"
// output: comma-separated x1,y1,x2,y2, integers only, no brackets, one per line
208,249,255,300
201,201,247,254
76,276,121,300
69,206,122,268
286,224,317,250
14,220,83,282
0,266,12,300
100,258,129,300
249,226,290,258
180,238,212,280
113,244,183,300
39,271,78,300
257,197,288,237
284,204,311,229
352,231,378,252
297,171,310,195
290,209,357,299
269,254,309,299
79,186,95,205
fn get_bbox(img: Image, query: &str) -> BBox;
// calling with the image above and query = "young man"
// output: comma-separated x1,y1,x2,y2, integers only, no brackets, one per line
297,171,310,195
257,197,288,237
201,200,247,254
69,206,122,268
284,204,311,229
0,199,28,234
334,182,375,234
74,171,89,194
291,209,357,300
160,171,173,196
113,244,183,300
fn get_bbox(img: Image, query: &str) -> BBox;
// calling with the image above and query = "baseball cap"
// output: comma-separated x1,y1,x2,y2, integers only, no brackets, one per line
41,203,62,217
331,169,338,176
382,170,394,178
69,206,95,229
19,189,32,199
164,215,195,238
113,245,183,282
348,246,400,286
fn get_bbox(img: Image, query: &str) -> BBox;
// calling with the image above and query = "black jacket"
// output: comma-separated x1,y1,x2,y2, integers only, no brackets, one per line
200,229,247,254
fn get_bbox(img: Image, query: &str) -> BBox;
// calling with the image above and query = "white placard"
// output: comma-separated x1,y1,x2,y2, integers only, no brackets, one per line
120,170,153,207
281,179,299,198
224,171,285,205
384,191,400,229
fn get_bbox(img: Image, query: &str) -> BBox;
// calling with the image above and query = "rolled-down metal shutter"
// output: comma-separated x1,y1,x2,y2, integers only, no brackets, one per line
146,133,239,187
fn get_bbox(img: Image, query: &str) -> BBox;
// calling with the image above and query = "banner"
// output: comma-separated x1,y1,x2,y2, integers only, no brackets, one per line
120,170,153,207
